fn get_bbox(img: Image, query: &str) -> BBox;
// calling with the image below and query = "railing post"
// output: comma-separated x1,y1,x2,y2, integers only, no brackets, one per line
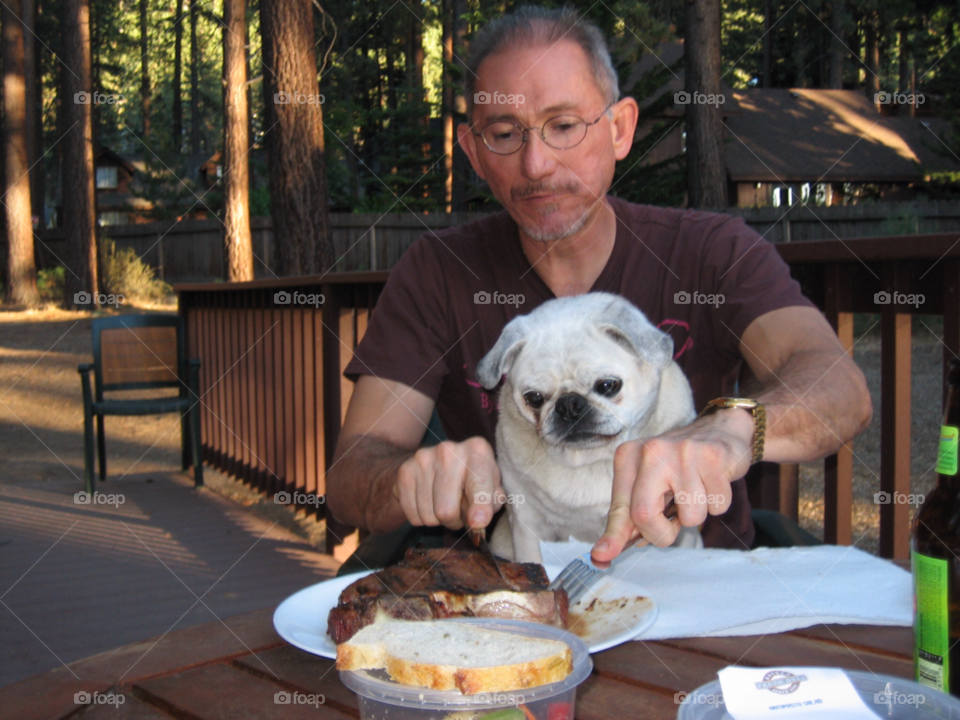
321,284,357,555
823,263,853,545
944,258,960,407
879,263,912,559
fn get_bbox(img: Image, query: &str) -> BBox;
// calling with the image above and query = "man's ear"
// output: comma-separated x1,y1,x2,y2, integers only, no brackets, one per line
609,97,639,161
457,122,487,180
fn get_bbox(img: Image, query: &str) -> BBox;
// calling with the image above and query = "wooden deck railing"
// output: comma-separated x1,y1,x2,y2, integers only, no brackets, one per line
175,231,960,559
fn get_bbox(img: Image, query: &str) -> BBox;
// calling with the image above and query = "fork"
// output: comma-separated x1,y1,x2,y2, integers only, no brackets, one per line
548,502,680,606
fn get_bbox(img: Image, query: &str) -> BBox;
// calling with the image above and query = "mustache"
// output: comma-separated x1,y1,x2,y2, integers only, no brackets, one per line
511,183,580,202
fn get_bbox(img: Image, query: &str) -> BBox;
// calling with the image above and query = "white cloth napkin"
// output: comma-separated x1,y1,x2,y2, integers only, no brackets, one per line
538,540,912,640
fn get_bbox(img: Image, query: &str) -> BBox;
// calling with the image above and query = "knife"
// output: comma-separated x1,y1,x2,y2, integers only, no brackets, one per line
469,528,516,589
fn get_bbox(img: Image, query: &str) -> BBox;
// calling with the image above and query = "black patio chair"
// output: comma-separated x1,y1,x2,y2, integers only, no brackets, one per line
78,314,202,494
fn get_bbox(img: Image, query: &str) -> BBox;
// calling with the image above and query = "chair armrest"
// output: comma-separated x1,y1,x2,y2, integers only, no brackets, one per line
78,363,93,374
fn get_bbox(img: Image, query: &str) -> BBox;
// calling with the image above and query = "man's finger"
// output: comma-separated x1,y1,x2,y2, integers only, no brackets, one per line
396,464,424,526
628,440,678,544
592,441,641,562
462,451,501,529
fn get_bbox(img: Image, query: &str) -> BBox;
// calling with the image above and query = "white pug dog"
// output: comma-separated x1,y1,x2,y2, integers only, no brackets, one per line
475,292,701,563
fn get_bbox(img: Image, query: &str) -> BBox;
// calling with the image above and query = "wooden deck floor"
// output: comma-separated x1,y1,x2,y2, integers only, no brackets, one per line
0,469,340,688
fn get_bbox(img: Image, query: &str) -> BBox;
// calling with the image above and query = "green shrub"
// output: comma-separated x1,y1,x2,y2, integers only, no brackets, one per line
37,266,65,302
99,237,172,302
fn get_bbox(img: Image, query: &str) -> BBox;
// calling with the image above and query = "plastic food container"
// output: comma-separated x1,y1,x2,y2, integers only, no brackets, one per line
339,618,592,720
677,671,960,719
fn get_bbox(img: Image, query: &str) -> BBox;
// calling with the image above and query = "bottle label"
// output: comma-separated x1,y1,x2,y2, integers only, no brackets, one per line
937,425,959,475
914,550,950,693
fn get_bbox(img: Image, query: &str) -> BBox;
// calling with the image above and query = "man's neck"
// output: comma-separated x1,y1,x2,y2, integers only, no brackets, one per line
518,197,617,297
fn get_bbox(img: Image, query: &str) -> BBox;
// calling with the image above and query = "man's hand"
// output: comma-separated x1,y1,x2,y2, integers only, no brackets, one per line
591,404,756,563
590,306,873,563
394,437,505,531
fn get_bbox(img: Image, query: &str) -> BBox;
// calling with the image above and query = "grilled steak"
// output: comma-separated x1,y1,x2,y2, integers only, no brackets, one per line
327,547,569,644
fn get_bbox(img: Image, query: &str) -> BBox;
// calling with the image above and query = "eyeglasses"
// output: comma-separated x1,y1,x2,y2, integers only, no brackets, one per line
474,104,614,155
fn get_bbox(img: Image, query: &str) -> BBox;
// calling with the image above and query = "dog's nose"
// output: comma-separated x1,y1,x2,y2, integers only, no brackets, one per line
554,393,587,423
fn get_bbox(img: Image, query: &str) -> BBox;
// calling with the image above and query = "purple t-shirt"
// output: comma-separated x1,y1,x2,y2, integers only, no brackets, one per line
345,196,815,548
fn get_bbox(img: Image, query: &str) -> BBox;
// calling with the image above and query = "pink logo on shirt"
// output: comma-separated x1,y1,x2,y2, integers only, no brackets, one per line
658,319,693,359
465,363,499,413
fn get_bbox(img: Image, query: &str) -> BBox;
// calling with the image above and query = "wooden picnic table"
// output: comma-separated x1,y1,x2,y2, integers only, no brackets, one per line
3,601,914,720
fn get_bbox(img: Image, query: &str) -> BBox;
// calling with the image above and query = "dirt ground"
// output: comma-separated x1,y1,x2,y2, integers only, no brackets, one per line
0,302,946,555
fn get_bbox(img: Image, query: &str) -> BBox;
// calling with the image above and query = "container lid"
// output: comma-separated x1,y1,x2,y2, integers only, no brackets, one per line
677,671,960,719
339,618,593,710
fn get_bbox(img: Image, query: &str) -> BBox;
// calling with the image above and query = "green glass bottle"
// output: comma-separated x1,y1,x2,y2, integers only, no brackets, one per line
912,357,960,696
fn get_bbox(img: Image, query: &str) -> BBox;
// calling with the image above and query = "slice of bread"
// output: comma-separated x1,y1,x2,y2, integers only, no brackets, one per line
336,620,573,695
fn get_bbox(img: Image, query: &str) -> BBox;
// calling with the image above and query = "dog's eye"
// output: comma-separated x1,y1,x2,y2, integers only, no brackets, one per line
594,378,622,397
523,391,544,409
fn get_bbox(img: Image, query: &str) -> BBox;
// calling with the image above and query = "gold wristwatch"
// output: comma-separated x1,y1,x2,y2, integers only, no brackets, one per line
698,397,766,465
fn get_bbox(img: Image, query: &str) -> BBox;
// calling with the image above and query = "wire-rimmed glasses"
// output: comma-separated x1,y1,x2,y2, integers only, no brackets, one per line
475,103,614,155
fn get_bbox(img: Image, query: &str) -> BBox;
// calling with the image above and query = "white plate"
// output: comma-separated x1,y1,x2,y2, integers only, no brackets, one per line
273,564,658,658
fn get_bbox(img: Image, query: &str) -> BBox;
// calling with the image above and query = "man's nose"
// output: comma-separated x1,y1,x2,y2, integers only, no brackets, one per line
519,130,558,180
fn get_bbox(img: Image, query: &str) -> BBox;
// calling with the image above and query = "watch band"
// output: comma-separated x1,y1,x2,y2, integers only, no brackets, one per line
698,397,766,465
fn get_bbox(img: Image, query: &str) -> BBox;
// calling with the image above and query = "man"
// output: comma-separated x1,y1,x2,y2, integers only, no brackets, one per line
326,7,871,561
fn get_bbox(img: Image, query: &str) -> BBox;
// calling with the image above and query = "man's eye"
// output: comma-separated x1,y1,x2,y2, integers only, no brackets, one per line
593,379,622,397
524,391,544,409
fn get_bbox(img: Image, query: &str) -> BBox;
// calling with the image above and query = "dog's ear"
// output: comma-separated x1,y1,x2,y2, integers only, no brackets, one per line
597,297,674,368
476,320,527,389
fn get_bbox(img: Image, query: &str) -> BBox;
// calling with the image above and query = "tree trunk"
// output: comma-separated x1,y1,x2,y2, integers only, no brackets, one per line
61,0,98,307
762,0,771,88
865,11,879,105
223,0,253,281
3,0,40,305
23,0,44,225
451,0,467,211
684,0,727,208
442,0,453,212
140,0,150,137
261,0,332,275
173,0,183,150
190,0,200,154
829,0,845,88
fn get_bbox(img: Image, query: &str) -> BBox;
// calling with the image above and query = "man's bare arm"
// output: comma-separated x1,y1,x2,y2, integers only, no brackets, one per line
325,375,502,534
740,306,872,463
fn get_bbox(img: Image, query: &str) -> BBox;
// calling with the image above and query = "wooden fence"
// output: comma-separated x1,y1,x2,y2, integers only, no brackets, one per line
36,200,960,282
176,231,960,560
